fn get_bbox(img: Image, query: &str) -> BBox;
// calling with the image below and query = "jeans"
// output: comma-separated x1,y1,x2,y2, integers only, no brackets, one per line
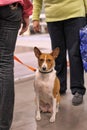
47,17,86,95
0,3,22,130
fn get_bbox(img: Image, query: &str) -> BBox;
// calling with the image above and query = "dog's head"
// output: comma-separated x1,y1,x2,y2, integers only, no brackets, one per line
34,47,60,72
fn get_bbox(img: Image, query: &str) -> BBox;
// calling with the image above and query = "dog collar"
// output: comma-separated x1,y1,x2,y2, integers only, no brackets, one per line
39,69,53,74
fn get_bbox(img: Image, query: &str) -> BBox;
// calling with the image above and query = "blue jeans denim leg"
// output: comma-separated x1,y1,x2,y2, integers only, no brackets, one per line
0,4,22,130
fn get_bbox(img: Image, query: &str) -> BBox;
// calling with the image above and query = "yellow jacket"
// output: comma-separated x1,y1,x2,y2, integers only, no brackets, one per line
32,0,87,22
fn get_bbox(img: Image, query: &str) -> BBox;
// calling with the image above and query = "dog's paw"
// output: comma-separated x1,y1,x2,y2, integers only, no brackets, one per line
36,111,41,121
36,115,41,121
50,116,55,123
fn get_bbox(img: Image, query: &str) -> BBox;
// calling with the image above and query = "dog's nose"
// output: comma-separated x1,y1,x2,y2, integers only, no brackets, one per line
42,67,46,71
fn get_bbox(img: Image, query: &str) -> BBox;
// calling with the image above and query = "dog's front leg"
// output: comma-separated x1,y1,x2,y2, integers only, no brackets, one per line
50,98,56,122
36,94,41,121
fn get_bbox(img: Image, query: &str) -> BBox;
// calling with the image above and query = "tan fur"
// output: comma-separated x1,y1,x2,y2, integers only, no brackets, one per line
53,77,60,103
39,54,54,71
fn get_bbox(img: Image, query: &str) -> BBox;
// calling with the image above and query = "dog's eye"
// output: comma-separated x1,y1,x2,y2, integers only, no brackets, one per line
47,59,51,62
40,59,44,62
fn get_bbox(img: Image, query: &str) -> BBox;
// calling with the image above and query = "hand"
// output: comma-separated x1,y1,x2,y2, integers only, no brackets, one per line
19,17,29,35
33,20,41,33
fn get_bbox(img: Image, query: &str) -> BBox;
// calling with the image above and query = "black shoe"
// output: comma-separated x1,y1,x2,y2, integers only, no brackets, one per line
72,92,83,106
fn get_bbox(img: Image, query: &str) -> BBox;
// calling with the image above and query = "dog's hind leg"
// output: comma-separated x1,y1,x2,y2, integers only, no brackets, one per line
56,102,60,113
56,93,60,112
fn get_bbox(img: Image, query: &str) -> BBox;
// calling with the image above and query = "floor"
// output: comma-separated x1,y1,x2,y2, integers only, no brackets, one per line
11,71,87,130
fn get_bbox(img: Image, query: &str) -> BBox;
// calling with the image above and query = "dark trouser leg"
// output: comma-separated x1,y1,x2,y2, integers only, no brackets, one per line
64,17,86,95
47,22,67,93
0,4,22,130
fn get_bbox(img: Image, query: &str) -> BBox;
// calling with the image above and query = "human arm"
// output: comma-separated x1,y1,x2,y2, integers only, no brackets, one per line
19,17,30,35
32,0,43,32
33,20,41,33
20,0,33,35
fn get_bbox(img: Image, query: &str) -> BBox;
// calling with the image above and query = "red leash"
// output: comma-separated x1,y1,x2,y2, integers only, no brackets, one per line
14,56,70,72
14,55,36,72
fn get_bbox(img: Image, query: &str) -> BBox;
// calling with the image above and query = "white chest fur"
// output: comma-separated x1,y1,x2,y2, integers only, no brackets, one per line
34,69,56,103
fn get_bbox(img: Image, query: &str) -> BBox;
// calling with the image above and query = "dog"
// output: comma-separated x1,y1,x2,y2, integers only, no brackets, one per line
34,47,60,122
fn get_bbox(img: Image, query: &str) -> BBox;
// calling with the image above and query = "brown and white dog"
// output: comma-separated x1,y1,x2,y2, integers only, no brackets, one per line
34,47,60,122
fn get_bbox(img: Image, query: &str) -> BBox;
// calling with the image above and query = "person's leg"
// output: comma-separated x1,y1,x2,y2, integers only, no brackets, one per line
0,4,22,130
64,17,86,105
47,21,67,94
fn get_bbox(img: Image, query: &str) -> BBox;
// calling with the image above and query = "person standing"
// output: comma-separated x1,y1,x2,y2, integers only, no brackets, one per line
32,0,87,106
0,0,32,130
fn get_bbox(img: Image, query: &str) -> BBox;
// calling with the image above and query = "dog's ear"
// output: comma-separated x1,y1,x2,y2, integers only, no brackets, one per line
34,47,42,58
51,47,60,59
